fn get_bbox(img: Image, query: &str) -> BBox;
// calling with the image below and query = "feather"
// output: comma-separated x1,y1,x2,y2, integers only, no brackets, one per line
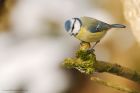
111,24,126,28
81,17,111,33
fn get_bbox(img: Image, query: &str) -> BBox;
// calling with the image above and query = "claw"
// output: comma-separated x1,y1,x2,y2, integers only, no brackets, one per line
87,48,95,54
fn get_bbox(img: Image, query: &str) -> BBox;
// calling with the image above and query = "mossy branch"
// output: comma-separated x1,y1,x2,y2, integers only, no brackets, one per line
95,60,140,84
63,42,140,84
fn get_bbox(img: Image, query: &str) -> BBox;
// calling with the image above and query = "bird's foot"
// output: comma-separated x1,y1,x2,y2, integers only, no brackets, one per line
87,48,95,54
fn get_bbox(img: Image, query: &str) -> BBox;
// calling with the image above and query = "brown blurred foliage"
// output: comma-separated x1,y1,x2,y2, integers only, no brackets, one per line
0,0,16,31
0,0,139,93
90,0,125,23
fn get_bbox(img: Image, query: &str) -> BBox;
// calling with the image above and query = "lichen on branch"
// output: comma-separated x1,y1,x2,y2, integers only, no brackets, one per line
63,42,96,74
63,42,140,84
95,60,140,84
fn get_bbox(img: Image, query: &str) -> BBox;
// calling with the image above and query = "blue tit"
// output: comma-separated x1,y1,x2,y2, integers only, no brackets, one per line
64,16,126,48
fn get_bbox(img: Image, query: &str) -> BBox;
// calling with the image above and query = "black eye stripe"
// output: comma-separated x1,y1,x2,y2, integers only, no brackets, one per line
74,18,82,27
71,18,76,32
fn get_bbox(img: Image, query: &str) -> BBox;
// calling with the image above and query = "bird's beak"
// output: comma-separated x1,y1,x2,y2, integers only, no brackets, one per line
70,33,74,36
70,33,78,36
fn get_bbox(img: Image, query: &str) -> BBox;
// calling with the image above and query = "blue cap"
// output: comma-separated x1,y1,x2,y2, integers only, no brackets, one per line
65,20,71,32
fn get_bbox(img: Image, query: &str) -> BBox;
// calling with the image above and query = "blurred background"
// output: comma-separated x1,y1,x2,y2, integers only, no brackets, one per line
0,0,140,93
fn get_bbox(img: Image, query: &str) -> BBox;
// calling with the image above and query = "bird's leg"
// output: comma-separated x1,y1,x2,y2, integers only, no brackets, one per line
87,40,100,53
91,40,100,49
80,41,90,46
79,41,98,53
80,41,91,50
80,41,85,46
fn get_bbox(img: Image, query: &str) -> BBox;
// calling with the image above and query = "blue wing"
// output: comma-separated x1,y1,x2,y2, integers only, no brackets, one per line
88,22,111,33
81,17,111,33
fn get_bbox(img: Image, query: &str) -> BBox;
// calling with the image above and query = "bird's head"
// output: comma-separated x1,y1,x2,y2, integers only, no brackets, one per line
64,18,82,36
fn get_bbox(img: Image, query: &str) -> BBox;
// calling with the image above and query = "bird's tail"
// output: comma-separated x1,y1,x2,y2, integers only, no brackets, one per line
111,24,126,28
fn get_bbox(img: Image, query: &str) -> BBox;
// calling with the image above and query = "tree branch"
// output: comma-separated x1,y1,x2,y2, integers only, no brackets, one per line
95,60,140,83
63,42,140,84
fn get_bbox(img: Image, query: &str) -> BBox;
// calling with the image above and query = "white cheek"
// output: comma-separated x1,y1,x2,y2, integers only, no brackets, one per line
73,21,80,34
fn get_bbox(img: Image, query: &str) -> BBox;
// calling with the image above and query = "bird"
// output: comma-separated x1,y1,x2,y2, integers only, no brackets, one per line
64,16,126,49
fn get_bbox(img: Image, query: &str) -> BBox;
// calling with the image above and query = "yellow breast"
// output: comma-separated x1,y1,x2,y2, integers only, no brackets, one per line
76,27,107,42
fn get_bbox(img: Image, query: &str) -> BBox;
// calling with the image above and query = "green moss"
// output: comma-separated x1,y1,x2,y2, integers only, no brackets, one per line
132,71,140,82
76,50,91,61
108,66,121,73
63,49,96,75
